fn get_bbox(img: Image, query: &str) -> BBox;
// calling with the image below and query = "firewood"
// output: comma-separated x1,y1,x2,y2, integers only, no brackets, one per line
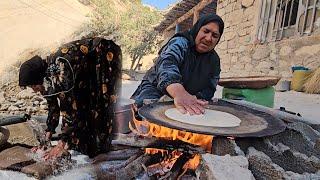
112,133,157,147
92,148,141,164
95,154,153,179
163,153,191,180
146,155,177,176
146,139,206,154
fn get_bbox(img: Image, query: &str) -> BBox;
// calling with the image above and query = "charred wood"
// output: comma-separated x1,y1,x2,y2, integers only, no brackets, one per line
92,148,141,164
164,153,192,180
112,134,205,154
146,139,206,155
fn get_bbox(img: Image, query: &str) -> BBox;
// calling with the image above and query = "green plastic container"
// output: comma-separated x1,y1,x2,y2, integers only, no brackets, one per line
222,87,275,108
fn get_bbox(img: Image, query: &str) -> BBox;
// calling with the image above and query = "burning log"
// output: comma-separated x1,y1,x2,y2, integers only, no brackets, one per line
164,153,191,179
145,150,181,177
142,140,204,179
146,139,206,155
143,149,198,179
112,133,206,154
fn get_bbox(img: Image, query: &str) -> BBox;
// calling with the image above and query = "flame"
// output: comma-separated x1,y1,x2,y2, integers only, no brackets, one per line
133,112,212,171
132,118,213,152
145,148,169,156
144,149,182,176
183,154,201,170
145,149,200,171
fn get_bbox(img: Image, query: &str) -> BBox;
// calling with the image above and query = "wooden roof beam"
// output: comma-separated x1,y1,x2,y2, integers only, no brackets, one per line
164,0,215,32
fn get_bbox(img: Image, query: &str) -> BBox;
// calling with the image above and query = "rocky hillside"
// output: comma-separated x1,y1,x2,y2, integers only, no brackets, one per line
0,82,47,116
0,0,91,75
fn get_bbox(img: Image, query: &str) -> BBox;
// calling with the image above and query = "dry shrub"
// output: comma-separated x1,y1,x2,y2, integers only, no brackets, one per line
303,67,320,94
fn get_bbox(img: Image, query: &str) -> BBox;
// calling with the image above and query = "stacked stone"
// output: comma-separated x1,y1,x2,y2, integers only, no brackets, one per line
195,121,320,179
215,0,320,78
0,81,47,116
216,0,257,77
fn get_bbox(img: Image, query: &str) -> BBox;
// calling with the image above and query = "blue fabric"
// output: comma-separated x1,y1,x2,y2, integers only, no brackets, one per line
131,36,220,107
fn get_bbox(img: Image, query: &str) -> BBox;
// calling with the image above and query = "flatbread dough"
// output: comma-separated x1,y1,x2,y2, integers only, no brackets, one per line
164,108,241,127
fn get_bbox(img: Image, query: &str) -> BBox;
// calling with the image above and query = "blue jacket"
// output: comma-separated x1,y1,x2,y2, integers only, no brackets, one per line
131,36,220,107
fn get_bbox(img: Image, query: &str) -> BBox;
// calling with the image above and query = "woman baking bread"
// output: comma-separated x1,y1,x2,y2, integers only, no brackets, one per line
131,14,224,116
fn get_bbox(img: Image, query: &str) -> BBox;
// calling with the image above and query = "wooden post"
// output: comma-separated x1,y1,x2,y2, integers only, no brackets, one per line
193,9,200,25
164,0,214,32
175,24,181,33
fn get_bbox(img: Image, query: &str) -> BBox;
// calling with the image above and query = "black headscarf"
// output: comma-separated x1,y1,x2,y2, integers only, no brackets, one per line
19,55,47,86
159,14,224,54
158,14,224,98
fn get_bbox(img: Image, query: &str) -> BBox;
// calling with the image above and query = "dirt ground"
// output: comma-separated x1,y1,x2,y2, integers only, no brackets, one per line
122,80,320,124
0,0,90,74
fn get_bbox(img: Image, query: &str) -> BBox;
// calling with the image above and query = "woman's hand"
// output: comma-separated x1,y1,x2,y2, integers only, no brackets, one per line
45,131,52,141
174,93,208,115
167,83,208,115
43,140,69,161
31,131,53,153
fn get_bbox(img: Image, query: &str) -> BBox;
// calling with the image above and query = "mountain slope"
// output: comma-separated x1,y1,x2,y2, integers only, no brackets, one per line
0,0,91,74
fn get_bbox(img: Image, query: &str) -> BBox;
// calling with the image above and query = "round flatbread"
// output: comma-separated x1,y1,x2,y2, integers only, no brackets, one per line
164,108,241,127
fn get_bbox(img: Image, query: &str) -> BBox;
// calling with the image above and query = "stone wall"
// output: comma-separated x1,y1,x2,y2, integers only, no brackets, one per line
216,0,320,79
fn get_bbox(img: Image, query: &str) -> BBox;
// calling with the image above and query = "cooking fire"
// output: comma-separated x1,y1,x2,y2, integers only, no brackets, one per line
1,99,319,179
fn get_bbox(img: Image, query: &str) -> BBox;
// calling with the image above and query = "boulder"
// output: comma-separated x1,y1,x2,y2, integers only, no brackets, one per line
0,127,10,146
6,122,39,147
0,146,53,179
196,154,255,180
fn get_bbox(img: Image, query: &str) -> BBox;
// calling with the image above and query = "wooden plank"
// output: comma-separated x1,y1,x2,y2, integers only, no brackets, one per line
264,0,273,41
279,0,289,39
287,0,295,28
259,0,267,42
269,0,278,42
308,0,318,35
295,0,305,35
262,0,273,43
302,0,310,34
274,0,283,40
193,9,200,25
164,0,215,32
